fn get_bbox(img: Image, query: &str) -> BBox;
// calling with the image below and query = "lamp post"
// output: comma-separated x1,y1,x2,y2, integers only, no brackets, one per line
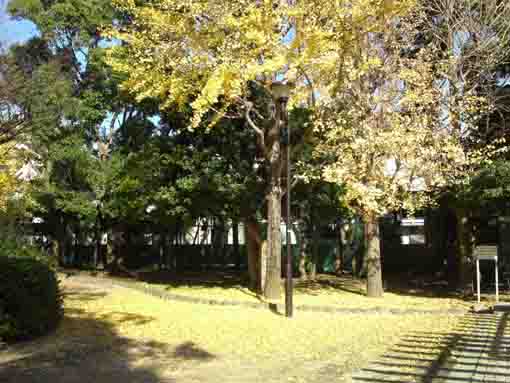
272,82,293,318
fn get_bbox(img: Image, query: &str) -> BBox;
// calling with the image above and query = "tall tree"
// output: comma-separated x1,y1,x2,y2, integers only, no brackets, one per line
421,0,510,290
315,7,467,297
106,0,410,299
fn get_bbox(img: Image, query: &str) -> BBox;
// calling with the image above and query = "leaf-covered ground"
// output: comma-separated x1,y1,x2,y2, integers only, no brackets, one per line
109,272,473,311
1,276,461,383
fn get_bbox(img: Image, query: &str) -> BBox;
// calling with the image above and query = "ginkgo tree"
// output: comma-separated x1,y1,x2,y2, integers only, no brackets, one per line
107,0,411,299
0,143,21,212
315,8,469,297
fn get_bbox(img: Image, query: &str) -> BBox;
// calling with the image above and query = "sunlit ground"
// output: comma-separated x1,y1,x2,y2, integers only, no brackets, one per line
0,277,461,383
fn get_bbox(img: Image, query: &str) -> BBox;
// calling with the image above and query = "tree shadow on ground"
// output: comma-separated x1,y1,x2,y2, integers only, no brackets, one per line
113,270,261,300
351,312,510,383
293,274,366,296
107,268,473,303
62,290,109,302
0,287,216,383
173,342,215,360
382,273,468,299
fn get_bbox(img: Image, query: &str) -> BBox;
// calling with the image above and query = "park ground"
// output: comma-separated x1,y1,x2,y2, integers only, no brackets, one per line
0,273,477,383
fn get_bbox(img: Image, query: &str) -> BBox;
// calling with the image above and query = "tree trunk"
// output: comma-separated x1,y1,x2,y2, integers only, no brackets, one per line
159,232,167,270
52,238,60,266
358,223,368,277
216,217,226,267
93,210,102,269
296,220,307,280
64,223,74,267
245,219,261,291
261,97,285,300
233,219,241,270
264,186,283,300
107,226,123,272
455,207,474,294
366,215,383,297
335,222,343,275
57,216,66,267
94,223,101,270
260,240,268,293
106,230,113,267
169,222,181,270
308,224,319,280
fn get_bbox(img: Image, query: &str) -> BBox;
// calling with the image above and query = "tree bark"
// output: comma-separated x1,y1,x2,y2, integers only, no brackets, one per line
106,230,113,267
93,210,102,269
263,108,284,300
335,222,344,275
296,220,308,280
245,219,261,291
260,240,268,294
366,215,383,298
57,215,66,267
159,231,166,270
233,219,241,270
52,238,60,266
64,223,74,267
358,223,368,277
308,224,319,280
94,224,100,270
455,207,474,294
264,186,283,299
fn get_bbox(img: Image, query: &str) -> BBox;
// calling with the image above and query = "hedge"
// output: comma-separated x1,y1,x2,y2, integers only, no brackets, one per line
0,250,63,342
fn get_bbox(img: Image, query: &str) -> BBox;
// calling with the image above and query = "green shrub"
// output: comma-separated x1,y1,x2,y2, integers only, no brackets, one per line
0,249,63,342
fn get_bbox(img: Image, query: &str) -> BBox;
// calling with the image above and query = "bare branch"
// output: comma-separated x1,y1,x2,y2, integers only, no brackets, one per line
243,100,267,157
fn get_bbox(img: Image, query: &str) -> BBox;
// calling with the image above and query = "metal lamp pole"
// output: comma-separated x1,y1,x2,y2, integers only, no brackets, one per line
284,98,293,318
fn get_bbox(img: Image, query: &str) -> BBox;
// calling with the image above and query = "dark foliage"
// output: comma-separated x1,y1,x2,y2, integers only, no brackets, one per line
0,247,63,342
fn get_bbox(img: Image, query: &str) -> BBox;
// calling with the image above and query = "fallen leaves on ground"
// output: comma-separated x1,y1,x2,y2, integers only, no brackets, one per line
115,273,472,311
1,277,462,383
62,277,459,379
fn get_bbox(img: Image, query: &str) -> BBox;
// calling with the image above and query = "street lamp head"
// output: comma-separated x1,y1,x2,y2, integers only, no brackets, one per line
271,81,293,102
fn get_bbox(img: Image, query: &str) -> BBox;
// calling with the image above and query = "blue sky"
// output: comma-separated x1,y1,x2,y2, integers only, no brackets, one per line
0,0,38,48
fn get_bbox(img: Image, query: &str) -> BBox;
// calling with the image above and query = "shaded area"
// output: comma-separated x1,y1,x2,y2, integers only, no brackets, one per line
174,342,215,360
109,270,464,300
293,275,366,296
114,270,260,300
0,286,215,383
351,313,510,383
137,270,247,289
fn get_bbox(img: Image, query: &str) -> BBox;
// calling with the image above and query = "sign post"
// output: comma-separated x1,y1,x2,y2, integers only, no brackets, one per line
475,246,499,304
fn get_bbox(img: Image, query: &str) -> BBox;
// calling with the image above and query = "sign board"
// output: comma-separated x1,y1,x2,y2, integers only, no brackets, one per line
401,218,425,226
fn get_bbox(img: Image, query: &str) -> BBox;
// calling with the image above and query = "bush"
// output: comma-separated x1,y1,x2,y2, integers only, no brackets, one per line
0,246,63,342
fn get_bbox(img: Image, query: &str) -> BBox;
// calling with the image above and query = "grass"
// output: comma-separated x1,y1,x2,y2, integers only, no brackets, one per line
1,276,464,382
